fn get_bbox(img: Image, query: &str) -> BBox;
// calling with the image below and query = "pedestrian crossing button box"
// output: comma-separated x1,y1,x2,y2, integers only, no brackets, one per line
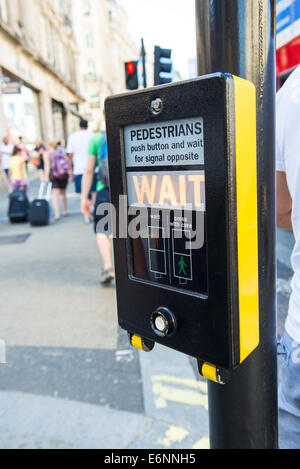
105,73,259,373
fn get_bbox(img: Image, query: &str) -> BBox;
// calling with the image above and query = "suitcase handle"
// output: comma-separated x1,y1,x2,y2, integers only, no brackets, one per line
38,182,52,201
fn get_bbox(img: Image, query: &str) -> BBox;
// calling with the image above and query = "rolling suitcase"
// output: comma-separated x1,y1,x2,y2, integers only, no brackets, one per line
8,189,29,223
28,182,52,227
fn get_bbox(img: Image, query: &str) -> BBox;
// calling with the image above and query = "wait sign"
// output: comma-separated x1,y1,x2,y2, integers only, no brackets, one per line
127,171,206,211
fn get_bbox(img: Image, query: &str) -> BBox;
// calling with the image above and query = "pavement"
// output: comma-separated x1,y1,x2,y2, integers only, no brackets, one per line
0,171,294,449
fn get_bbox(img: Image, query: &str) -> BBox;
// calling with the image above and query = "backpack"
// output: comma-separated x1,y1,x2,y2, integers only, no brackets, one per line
51,149,69,179
97,134,109,188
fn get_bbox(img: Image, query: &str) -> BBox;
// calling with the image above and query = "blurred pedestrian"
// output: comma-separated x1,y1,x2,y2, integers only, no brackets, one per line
81,131,115,285
0,137,14,179
32,139,46,181
16,136,29,163
66,119,93,222
9,145,29,193
44,142,69,221
276,65,300,449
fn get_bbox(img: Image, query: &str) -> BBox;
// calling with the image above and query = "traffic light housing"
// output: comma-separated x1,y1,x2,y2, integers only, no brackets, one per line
125,61,139,90
154,46,172,86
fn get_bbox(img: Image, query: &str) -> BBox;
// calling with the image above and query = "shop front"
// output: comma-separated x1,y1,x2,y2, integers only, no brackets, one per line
0,68,42,148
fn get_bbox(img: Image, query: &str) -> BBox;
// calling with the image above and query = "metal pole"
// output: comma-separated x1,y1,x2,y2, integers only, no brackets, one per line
195,0,278,449
141,38,147,88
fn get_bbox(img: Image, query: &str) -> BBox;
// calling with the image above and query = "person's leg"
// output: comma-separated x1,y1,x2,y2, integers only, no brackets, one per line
24,180,29,195
60,189,68,216
76,173,90,222
278,331,300,449
96,233,113,271
74,174,82,194
51,188,61,220
38,169,44,182
94,188,115,284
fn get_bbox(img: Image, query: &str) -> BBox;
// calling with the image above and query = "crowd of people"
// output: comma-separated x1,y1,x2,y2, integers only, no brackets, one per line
0,119,115,286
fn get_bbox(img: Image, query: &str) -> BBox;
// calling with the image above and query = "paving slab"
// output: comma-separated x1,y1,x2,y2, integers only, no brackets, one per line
0,391,151,449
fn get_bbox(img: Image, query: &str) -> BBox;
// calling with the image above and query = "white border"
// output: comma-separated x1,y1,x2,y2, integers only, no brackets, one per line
172,229,193,281
148,226,167,275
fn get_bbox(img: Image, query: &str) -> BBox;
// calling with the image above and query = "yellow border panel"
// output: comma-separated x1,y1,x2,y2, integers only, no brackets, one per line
233,76,260,363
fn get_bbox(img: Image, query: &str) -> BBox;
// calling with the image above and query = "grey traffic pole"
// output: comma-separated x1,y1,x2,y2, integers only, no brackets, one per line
195,0,278,449
141,38,147,89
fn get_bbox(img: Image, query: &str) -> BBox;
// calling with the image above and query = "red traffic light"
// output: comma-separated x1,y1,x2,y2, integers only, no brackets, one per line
126,62,135,75
125,61,139,90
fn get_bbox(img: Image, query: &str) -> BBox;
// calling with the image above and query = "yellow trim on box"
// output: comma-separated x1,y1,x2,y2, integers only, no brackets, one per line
131,334,143,351
233,76,260,363
201,363,218,383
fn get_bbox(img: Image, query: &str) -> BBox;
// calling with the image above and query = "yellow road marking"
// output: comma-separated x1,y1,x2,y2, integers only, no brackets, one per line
151,375,208,411
156,425,190,448
152,374,207,392
192,437,210,449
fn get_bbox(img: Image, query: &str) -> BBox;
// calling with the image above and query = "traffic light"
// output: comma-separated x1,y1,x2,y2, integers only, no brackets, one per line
125,61,139,90
154,46,172,86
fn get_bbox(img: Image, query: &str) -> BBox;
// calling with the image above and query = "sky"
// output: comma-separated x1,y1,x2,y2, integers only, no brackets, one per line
118,0,197,79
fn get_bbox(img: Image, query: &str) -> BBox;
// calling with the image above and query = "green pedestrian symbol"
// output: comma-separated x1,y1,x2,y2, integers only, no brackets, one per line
178,256,188,277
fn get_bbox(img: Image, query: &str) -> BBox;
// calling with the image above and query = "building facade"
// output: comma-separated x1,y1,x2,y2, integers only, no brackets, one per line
0,0,140,146
0,0,83,147
72,0,140,130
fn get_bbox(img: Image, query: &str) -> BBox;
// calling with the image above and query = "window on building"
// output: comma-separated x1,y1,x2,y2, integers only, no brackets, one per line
59,0,66,11
46,23,55,65
52,100,66,142
87,60,96,80
85,33,94,48
8,103,15,117
24,102,34,116
68,49,77,85
0,0,8,22
2,83,42,145
82,0,91,16
39,16,48,61
88,92,100,109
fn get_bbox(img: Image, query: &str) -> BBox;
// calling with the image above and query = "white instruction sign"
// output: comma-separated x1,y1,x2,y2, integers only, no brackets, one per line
124,117,204,167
